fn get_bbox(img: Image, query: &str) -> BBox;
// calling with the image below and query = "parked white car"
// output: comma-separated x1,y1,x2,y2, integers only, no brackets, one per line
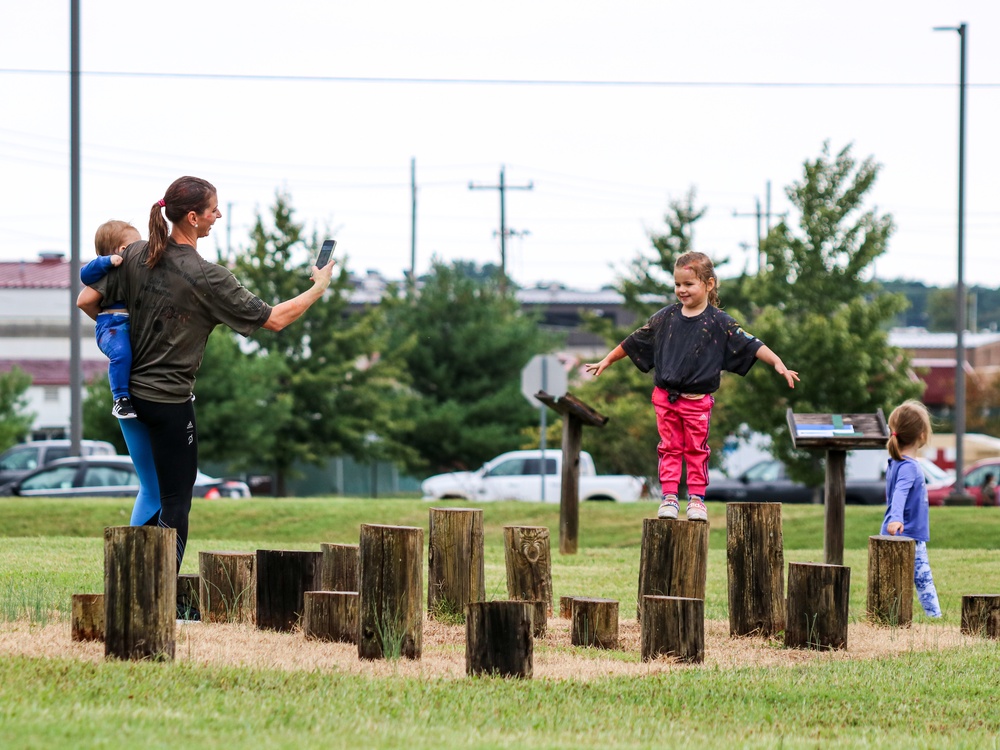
421,449,648,503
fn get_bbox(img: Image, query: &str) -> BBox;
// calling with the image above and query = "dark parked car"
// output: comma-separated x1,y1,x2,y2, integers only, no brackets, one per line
0,439,116,486
0,455,251,499
705,459,894,505
927,457,1000,507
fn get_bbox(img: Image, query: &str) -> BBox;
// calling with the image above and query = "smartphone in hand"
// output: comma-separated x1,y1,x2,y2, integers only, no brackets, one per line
315,239,337,269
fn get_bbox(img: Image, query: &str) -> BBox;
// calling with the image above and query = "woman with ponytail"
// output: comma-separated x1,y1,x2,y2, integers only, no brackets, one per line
585,251,798,522
78,176,335,570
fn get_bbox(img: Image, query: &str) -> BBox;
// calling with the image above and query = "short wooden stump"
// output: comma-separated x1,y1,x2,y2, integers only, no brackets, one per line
465,600,533,678
866,535,914,627
71,593,104,642
640,595,704,663
571,597,618,649
303,591,359,643
961,595,1000,638
784,562,850,650
199,551,256,624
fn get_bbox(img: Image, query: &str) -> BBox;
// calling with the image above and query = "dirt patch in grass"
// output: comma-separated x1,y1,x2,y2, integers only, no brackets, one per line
0,616,976,679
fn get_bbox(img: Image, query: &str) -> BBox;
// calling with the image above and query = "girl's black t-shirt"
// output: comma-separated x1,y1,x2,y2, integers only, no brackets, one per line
621,303,763,395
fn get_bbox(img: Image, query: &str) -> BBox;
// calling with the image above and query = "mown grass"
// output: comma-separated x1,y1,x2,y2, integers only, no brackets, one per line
1,498,999,748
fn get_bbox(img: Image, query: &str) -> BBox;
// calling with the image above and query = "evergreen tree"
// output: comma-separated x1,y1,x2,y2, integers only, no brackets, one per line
0,368,34,451
230,192,415,495
729,143,923,486
384,258,559,474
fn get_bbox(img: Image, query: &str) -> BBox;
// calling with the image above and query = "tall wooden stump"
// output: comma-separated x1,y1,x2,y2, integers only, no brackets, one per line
961,595,1000,638
636,518,709,620
466,600,534,678
358,524,423,660
571,597,619,649
529,600,548,638
255,550,321,632
428,508,484,620
726,503,786,637
784,562,851,650
177,573,200,620
867,535,915,626
320,543,359,592
503,526,553,615
640,595,704,663
199,551,256,624
104,526,176,661
71,594,104,642
303,591,359,643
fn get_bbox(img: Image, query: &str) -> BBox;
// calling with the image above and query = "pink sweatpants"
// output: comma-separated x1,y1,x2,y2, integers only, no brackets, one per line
652,387,714,497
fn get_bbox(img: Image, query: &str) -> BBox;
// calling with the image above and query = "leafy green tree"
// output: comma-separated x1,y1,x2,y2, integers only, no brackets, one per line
81,374,124,452
383,258,560,474
728,142,923,486
0,367,34,451
231,192,415,495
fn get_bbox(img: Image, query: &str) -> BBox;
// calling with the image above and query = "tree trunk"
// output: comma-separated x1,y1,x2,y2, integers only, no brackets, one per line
636,518,709,620
176,573,200,621
255,550,321,632
71,593,104,642
465,600,534,678
640,595,704,663
428,508,484,620
103,526,176,661
303,591,359,643
199,551,256,624
961,595,1000,638
784,562,851,650
866,535,914,627
571,597,619,649
320,543,359,593
503,526,553,616
358,524,423,660
726,502,785,637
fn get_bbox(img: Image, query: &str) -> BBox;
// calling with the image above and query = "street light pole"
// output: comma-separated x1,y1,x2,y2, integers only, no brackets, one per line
934,22,971,503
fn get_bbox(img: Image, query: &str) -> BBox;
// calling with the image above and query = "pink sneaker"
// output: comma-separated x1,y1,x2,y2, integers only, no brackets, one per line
686,496,708,522
657,495,679,519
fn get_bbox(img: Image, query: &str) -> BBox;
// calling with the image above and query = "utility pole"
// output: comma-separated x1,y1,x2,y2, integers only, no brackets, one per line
733,182,782,273
410,157,417,284
469,165,533,281
69,0,82,453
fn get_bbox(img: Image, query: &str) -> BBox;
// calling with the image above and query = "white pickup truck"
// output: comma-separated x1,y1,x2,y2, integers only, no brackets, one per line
420,449,648,503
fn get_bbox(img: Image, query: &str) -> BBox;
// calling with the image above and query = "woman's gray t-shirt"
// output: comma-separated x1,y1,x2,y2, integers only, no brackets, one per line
88,239,272,403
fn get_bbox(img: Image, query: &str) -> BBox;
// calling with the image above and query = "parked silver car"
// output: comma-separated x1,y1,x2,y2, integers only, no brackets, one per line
0,439,117,486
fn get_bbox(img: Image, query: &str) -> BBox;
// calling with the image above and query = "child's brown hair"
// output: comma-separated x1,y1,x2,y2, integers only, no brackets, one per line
94,220,138,257
887,399,932,461
674,251,721,307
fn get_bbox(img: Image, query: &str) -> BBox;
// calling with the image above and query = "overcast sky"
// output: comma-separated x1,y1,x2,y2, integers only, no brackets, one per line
1,1,998,292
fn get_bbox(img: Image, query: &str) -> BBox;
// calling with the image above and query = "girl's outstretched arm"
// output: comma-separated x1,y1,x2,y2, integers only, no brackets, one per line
756,345,799,388
585,344,627,378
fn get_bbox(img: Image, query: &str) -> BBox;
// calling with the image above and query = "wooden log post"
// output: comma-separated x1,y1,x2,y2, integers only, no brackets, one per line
176,573,200,620
636,518,709,620
255,550,322,632
824,449,847,565
199,551,256,624
784,562,851,650
560,415,583,555
571,597,619,649
503,526,553,616
640,595,704,663
726,503,786,637
104,526,176,661
961,595,1000,638
71,594,104,642
358,524,424,660
428,508,484,621
320,543,359,592
867,535,915,627
302,591,360,643
559,596,578,619
465,600,534,678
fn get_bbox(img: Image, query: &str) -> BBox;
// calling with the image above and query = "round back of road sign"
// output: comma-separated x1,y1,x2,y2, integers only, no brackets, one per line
521,354,567,408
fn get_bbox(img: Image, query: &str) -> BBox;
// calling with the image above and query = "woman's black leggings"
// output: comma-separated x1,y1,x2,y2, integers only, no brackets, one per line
130,394,198,568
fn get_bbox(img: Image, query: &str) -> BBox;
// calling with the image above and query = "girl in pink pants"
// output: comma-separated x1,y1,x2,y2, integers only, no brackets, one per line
586,252,799,521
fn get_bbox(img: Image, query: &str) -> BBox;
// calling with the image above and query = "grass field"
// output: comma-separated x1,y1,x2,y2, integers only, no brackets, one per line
1,497,999,749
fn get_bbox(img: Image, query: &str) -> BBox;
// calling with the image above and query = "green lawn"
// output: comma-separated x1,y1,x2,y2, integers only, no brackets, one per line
1,497,999,748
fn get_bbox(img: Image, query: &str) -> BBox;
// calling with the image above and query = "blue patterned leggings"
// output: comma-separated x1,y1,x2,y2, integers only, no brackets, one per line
914,541,942,618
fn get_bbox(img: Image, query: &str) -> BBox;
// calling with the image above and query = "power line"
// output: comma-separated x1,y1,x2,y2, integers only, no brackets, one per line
2,68,1000,88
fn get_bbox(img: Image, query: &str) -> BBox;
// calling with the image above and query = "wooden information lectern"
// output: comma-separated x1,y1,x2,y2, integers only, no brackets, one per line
535,390,609,555
787,409,890,565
